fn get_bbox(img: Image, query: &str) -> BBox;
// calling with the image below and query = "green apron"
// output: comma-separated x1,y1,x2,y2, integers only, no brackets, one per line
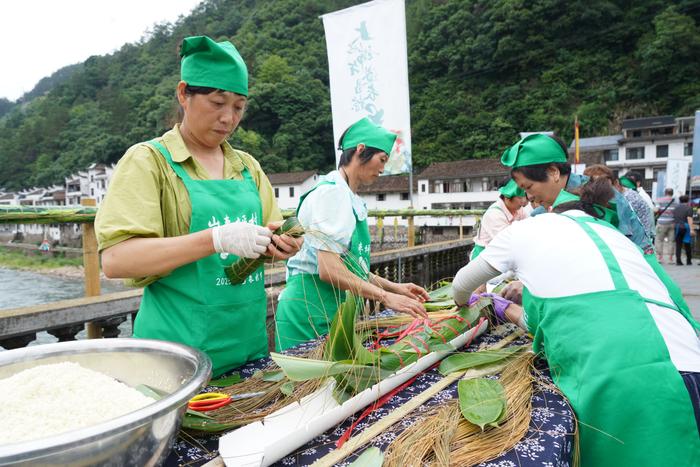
275,181,371,351
470,204,504,261
133,140,268,376
523,213,700,466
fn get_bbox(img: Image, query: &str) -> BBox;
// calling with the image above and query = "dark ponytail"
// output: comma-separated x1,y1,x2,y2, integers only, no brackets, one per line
552,178,615,219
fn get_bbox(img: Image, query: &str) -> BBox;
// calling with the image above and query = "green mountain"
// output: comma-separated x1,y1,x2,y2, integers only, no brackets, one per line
1,0,699,191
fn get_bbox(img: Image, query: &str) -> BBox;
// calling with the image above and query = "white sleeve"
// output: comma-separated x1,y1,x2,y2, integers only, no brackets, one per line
298,185,355,254
479,209,510,245
479,223,517,274
452,256,501,305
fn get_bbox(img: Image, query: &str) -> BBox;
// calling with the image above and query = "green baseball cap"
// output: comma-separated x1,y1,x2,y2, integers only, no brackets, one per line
499,179,526,198
340,118,397,155
551,189,580,208
619,176,636,189
180,36,248,96
501,134,568,168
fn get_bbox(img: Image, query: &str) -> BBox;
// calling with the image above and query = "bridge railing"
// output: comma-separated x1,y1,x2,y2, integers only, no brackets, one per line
0,203,480,348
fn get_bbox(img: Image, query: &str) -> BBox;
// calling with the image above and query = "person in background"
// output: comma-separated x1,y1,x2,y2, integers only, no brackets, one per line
274,118,429,351
583,165,654,242
95,36,302,376
655,187,676,264
470,178,530,261
452,178,700,467
623,171,655,215
673,194,695,265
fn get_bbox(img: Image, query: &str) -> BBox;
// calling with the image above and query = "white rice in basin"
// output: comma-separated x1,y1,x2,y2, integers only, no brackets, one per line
0,361,155,445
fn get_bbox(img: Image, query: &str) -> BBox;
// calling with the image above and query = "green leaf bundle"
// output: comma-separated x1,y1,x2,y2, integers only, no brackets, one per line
224,216,304,285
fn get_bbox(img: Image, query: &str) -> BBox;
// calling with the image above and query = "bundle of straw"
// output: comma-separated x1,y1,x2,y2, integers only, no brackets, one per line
184,340,327,432
383,351,536,467
224,216,305,285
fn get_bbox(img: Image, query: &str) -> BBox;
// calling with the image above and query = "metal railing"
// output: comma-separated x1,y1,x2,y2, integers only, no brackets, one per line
0,203,481,349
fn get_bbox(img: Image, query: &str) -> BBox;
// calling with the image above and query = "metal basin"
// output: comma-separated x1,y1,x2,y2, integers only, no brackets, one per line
0,338,211,466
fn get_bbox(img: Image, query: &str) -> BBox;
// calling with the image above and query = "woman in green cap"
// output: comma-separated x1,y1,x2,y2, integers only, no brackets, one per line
95,36,302,376
452,178,700,467
274,118,429,351
497,133,658,304
470,178,530,261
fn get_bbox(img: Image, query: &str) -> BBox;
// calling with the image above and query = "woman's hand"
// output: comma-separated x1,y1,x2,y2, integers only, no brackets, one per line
500,280,523,305
381,291,429,319
393,282,430,302
212,222,272,258
265,221,304,261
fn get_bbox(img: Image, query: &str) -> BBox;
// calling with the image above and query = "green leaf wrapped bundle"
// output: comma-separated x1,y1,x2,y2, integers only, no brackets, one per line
224,216,305,285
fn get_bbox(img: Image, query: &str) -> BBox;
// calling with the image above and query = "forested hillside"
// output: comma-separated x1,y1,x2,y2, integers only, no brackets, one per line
1,0,699,190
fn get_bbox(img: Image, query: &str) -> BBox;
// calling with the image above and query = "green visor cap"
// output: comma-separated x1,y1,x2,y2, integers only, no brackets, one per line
619,176,636,189
501,134,567,168
180,36,248,96
340,118,397,155
552,189,580,208
552,189,619,226
499,179,526,198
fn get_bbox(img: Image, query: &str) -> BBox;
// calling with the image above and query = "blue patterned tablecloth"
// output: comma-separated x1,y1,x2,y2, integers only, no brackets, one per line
165,325,575,467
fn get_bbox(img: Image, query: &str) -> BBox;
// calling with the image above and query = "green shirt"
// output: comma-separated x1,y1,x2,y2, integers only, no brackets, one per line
95,124,282,287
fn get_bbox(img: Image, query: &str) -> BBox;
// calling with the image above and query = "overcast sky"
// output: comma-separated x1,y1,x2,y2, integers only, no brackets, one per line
0,0,204,101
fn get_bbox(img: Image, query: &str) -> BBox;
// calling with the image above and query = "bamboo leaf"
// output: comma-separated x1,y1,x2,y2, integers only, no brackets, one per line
208,372,242,387
136,384,215,421
134,384,163,400
427,283,453,302
181,414,238,432
271,353,384,382
280,381,295,396
457,378,506,430
424,299,455,311
260,370,285,382
225,217,304,284
439,346,525,375
349,447,384,467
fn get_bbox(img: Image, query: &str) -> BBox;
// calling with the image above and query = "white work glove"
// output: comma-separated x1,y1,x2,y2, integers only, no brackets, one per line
211,222,272,259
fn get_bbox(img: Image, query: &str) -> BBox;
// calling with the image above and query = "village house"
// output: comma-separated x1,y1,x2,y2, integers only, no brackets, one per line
573,115,694,198
267,170,318,211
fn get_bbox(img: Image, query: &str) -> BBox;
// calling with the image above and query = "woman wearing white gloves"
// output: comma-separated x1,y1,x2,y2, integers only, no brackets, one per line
96,36,301,375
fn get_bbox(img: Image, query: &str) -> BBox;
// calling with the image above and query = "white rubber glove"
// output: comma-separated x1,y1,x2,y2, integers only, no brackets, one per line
211,222,272,259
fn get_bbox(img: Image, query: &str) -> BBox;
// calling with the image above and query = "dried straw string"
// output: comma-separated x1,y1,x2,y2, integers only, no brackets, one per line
197,342,327,428
383,350,535,467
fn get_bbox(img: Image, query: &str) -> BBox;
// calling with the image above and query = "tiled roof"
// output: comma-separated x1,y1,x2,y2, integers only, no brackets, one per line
622,116,675,130
357,174,417,194
267,170,317,185
0,193,15,200
569,135,621,149
417,158,509,180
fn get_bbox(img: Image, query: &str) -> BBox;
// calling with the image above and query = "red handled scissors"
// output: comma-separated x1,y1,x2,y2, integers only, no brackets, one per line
187,391,266,412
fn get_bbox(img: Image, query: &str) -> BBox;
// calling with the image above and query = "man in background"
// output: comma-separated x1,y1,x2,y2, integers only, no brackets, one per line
673,194,695,265
655,188,676,264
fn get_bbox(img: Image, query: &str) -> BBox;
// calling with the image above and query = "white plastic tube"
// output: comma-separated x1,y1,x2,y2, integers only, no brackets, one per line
219,320,488,466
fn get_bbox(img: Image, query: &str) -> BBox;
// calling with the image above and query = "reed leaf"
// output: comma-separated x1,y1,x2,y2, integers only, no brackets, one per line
225,216,305,284
349,447,384,467
438,346,527,375
424,299,455,311
208,373,242,387
427,282,453,302
270,353,391,382
457,378,506,430
258,370,285,382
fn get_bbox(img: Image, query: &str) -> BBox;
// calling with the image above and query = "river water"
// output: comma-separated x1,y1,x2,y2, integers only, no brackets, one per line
0,267,132,346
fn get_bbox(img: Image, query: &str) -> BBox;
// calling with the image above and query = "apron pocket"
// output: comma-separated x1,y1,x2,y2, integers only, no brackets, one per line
191,295,268,375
